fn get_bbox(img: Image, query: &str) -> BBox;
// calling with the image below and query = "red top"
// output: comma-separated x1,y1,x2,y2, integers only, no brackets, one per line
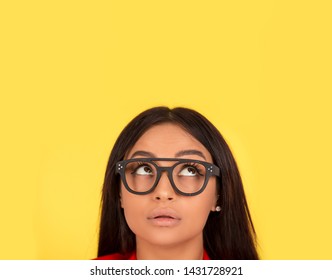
95,250,210,260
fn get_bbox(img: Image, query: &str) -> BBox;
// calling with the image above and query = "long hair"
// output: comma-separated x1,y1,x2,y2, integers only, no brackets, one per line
97,106,259,259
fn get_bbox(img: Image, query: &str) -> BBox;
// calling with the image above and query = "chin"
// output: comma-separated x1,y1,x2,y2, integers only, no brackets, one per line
137,231,186,246
137,229,202,249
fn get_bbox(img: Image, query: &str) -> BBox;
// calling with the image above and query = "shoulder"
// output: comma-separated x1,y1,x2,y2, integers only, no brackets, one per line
94,250,209,260
203,249,210,260
93,251,136,260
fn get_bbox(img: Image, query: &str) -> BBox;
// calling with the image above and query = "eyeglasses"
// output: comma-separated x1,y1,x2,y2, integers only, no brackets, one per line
116,158,220,196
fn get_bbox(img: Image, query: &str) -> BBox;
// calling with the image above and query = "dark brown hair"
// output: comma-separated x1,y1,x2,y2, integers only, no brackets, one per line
98,106,259,259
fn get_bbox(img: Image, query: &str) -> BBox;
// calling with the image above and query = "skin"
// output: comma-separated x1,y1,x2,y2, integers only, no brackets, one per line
120,123,219,259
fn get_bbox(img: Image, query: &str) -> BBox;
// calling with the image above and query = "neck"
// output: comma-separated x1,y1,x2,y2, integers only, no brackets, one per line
136,234,204,260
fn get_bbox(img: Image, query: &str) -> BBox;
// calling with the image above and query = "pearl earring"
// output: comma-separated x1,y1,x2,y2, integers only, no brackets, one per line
215,206,221,212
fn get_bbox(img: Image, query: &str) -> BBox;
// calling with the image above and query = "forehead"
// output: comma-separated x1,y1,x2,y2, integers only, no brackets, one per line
126,123,212,161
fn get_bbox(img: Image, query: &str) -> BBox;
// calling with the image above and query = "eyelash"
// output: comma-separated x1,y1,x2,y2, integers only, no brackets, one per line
182,163,203,175
129,162,204,175
130,162,153,174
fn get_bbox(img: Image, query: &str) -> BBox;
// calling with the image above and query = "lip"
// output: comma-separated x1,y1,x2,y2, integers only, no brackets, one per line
147,208,181,227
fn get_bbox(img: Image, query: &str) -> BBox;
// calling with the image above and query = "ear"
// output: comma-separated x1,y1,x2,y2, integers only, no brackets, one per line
210,194,220,212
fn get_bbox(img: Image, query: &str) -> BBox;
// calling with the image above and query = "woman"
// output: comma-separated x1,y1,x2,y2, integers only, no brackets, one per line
96,106,258,260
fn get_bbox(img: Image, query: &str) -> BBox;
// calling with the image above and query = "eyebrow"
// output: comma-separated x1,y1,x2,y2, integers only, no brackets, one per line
130,150,156,158
129,149,206,160
175,149,206,160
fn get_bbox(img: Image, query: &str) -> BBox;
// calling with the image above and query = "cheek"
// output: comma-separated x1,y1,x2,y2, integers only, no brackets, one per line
201,179,218,210
182,183,218,227
188,197,214,222
120,183,133,209
120,186,147,232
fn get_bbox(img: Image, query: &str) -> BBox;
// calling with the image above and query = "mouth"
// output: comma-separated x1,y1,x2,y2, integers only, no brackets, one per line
152,215,177,220
152,215,180,220
147,209,181,227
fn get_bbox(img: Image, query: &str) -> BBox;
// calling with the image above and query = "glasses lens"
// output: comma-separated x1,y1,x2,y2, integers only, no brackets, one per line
172,162,206,194
124,161,157,193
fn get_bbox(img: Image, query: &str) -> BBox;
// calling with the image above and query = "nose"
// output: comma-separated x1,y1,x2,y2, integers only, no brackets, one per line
153,171,176,201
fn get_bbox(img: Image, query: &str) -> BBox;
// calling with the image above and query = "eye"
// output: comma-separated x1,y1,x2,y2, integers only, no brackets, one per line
178,165,199,177
133,165,153,175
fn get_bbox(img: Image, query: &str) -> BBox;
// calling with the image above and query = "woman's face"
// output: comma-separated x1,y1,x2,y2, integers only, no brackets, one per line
120,123,219,249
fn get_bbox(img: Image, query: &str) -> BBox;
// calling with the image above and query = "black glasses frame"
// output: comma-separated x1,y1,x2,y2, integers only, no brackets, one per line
116,158,220,196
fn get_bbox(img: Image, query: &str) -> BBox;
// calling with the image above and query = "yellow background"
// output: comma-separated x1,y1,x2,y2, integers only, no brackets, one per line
1,0,331,259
